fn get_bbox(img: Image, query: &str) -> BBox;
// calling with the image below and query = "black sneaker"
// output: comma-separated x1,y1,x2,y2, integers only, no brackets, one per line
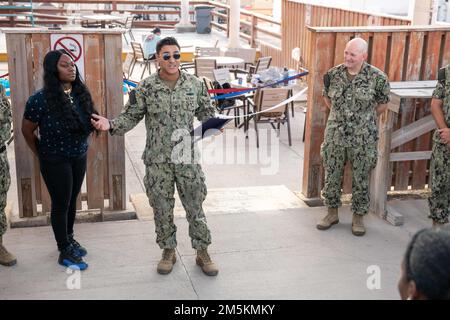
58,244,88,271
68,234,87,257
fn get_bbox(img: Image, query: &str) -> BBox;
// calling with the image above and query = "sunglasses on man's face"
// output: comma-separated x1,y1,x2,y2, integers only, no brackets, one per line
162,52,181,61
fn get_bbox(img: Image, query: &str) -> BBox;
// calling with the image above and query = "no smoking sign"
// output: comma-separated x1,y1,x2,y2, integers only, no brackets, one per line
50,34,85,79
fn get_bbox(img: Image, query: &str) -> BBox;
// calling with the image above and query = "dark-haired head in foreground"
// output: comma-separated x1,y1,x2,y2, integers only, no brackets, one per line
398,226,450,300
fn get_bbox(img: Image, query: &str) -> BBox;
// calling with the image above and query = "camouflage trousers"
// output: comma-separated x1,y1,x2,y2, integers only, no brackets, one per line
321,142,378,215
428,141,450,223
144,163,211,250
0,150,11,237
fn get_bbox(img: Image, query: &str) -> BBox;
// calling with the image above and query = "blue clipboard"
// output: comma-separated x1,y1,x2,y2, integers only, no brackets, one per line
191,117,232,142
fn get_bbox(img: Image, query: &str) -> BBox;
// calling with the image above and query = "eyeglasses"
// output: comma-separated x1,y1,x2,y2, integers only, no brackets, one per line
162,53,181,61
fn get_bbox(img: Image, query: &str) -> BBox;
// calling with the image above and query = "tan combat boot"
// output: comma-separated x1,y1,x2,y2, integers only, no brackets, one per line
0,236,17,267
196,249,218,276
352,214,366,236
317,208,339,230
157,248,176,275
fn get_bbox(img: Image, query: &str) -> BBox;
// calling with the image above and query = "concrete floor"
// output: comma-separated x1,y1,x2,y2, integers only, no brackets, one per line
1,104,432,300
1,203,430,300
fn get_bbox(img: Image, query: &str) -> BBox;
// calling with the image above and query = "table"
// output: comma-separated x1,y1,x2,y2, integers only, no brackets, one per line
229,79,296,137
196,56,245,68
81,14,124,28
370,80,438,226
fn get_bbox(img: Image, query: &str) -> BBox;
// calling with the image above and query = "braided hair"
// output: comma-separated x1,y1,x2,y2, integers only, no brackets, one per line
43,49,98,135
404,226,450,300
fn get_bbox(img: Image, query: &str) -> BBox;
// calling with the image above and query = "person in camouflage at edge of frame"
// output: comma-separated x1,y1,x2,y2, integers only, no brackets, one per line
0,83,17,266
429,65,450,227
316,38,391,236
91,37,219,276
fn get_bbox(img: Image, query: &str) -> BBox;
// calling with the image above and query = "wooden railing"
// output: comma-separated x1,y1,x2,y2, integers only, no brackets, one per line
1,1,413,68
209,1,281,49
261,0,411,69
372,81,437,225
302,25,450,206
0,1,209,27
209,1,281,47
0,0,281,48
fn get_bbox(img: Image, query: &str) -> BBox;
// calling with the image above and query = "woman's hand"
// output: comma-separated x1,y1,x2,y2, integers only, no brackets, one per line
91,114,110,131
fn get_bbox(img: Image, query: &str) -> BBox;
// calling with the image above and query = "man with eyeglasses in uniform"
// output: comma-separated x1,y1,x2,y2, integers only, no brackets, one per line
91,37,219,276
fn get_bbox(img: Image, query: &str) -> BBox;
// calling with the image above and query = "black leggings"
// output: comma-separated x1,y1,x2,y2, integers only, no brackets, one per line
39,152,87,250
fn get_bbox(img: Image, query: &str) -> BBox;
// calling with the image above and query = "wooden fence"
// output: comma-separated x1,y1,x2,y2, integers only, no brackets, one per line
0,1,209,27
209,0,281,49
1,0,412,70
302,25,450,206
1,0,281,50
260,0,411,69
4,28,126,218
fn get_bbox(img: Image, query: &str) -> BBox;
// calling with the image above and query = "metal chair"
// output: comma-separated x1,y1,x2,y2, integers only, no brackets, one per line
123,52,134,80
181,47,220,72
194,58,217,80
248,87,291,148
130,41,158,79
232,56,272,79
123,16,136,45
250,56,272,75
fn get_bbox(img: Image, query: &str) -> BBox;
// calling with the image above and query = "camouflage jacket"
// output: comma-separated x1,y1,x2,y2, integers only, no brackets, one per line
323,62,390,146
432,64,450,144
0,85,11,146
111,71,216,164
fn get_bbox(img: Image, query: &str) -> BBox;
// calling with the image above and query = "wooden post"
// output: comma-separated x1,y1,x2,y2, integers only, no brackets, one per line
250,15,257,48
8,0,14,27
301,29,335,205
370,97,398,221
84,34,106,211
226,8,230,38
6,33,37,217
31,33,52,214
3,28,126,220
105,35,126,210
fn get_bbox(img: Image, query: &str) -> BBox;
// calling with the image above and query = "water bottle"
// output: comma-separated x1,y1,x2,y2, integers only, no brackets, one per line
283,67,289,86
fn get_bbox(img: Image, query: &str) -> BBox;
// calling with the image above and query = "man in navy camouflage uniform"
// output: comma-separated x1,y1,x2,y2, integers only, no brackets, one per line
317,38,390,236
92,37,219,276
429,65,450,227
0,84,16,266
